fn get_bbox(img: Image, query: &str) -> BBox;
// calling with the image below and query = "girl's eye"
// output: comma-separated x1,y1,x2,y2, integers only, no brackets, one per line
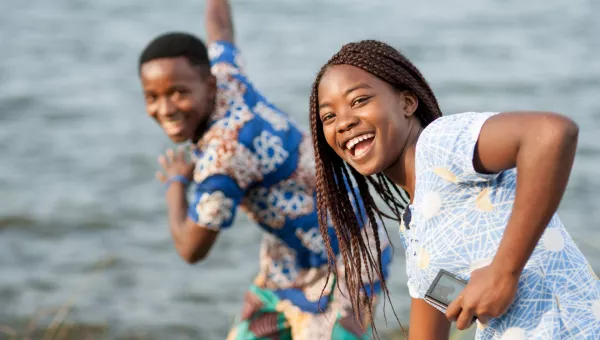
321,113,335,122
352,96,370,107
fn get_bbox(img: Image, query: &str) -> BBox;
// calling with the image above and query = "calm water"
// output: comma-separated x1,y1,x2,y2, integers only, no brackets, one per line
1,0,599,339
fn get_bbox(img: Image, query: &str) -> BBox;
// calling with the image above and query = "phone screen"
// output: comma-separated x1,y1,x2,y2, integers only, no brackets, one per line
430,272,466,306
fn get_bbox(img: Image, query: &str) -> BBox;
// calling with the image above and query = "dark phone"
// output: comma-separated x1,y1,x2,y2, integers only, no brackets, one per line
425,269,468,312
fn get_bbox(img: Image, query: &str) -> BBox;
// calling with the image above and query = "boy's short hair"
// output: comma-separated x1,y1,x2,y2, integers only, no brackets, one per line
138,32,210,76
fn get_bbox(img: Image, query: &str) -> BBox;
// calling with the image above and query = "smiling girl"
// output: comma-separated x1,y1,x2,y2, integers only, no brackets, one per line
309,40,600,339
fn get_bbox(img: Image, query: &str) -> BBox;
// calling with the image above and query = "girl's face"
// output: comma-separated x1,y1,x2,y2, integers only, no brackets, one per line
317,64,419,176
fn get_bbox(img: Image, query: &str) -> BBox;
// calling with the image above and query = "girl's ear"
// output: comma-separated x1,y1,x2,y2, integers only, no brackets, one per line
400,91,419,118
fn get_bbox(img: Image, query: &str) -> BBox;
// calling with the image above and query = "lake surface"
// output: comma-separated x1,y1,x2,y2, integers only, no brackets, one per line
1,0,599,338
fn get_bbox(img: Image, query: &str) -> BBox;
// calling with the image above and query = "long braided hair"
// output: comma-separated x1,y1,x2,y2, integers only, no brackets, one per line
309,40,443,332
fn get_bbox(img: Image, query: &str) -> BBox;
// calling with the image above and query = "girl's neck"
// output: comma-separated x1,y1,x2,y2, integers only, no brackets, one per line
383,124,423,203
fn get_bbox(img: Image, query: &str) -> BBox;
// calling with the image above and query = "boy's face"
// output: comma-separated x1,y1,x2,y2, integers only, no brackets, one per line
140,57,215,143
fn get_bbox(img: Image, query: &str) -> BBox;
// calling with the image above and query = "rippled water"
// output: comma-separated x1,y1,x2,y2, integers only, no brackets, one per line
1,0,599,339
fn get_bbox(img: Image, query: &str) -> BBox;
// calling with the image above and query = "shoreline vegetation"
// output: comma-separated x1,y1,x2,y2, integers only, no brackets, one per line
0,257,477,339
0,315,476,340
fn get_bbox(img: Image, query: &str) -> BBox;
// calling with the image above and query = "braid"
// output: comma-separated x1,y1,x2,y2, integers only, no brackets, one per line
310,40,443,336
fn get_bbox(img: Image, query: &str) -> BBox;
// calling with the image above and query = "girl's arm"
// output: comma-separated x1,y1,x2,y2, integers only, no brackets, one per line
446,111,579,329
409,298,451,340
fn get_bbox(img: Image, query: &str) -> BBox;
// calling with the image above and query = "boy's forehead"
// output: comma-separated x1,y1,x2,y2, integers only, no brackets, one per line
140,58,201,83
141,59,169,75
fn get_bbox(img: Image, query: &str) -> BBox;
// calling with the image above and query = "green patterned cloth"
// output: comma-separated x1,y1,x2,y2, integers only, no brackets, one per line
226,283,374,340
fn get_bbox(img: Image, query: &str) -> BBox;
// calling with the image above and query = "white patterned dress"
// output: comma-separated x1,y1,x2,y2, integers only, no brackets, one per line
399,112,600,339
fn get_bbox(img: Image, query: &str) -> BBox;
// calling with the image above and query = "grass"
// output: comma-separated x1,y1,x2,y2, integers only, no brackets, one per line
1,318,476,340
0,257,117,340
382,326,476,340
0,319,108,340
0,254,476,339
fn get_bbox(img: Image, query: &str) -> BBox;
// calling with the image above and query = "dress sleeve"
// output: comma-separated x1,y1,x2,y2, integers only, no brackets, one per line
417,112,501,184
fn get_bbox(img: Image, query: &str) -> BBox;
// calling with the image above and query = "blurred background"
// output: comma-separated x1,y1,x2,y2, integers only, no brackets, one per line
1,0,599,339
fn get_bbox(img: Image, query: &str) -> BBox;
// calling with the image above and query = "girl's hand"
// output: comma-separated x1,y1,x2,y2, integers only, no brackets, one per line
445,263,519,330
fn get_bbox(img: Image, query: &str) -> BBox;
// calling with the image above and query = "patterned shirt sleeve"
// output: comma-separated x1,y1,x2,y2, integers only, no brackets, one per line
208,40,246,76
187,134,262,231
418,112,501,183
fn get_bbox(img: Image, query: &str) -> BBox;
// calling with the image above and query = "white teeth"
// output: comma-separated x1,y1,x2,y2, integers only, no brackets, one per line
163,118,184,131
345,133,375,150
164,115,183,123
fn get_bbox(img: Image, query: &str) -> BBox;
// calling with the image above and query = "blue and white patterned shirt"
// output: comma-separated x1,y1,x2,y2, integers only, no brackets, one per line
401,112,600,339
187,41,392,313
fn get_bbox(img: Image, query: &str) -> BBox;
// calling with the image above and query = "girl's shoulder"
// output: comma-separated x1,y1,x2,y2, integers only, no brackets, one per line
416,112,501,183
420,112,497,140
